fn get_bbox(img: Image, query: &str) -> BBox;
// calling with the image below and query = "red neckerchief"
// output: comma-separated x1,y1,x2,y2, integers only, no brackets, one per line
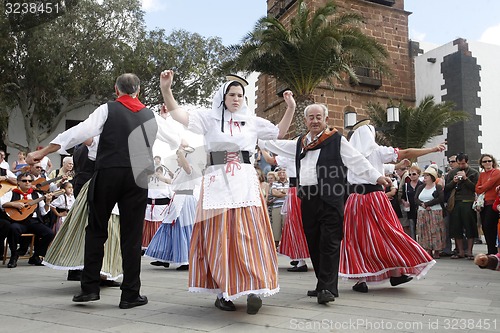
116,95,146,112
301,128,338,151
13,187,34,200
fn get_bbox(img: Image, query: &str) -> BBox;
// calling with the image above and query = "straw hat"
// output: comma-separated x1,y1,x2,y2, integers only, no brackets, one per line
423,166,438,181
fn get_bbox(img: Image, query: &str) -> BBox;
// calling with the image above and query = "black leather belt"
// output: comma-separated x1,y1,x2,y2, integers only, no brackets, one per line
175,190,193,195
208,151,251,166
147,197,171,205
348,184,383,195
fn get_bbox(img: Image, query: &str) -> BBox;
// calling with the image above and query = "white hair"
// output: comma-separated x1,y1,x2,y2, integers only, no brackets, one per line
62,156,73,164
303,103,328,118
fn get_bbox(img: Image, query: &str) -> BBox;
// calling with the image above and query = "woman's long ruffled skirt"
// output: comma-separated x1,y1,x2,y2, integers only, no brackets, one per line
145,195,197,265
339,191,435,283
277,187,310,260
188,188,279,301
43,181,123,280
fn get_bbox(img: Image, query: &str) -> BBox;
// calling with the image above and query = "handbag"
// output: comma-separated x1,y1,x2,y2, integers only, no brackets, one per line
472,193,485,210
446,188,456,213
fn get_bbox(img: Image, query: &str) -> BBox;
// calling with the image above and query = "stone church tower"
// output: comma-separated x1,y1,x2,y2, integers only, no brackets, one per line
255,0,415,136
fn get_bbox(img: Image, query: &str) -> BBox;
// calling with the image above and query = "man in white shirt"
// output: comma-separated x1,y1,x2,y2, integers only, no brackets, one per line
262,104,390,304
27,73,179,309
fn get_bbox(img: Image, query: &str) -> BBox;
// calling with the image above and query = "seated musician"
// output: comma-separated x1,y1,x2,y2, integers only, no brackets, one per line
0,172,55,268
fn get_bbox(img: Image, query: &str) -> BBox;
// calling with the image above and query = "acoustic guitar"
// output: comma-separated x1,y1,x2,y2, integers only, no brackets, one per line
5,189,65,221
32,175,64,193
0,180,17,197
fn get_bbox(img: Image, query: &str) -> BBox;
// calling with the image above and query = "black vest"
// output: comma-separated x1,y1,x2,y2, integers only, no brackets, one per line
73,143,95,185
96,101,157,173
11,191,43,223
295,132,347,208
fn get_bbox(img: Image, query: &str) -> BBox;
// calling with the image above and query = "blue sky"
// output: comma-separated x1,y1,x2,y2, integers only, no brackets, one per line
142,0,500,48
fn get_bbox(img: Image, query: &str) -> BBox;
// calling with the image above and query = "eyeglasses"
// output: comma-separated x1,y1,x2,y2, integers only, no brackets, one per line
19,179,32,183
449,160,456,163
409,173,419,176
482,160,493,163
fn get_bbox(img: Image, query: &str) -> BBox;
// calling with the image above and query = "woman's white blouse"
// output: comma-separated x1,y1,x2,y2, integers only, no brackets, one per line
187,110,279,209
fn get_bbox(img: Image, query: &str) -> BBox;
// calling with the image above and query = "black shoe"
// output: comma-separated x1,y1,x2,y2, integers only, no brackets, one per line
287,264,308,272
28,255,43,266
7,253,19,268
246,294,262,315
439,252,452,257
100,279,121,287
72,292,100,302
214,297,236,311
317,290,335,304
67,270,82,281
307,289,318,297
150,261,169,267
141,249,146,256
176,265,189,271
390,275,413,286
119,295,148,309
474,239,483,244
352,282,368,293
290,260,299,266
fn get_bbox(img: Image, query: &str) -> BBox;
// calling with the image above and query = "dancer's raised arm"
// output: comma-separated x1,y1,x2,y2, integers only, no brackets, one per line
160,70,189,126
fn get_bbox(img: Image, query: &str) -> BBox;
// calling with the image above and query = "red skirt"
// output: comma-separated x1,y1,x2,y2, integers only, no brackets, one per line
340,191,435,283
142,220,162,249
278,187,310,260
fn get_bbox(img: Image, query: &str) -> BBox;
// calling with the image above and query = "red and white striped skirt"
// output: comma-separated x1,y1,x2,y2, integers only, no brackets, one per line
142,220,162,249
188,188,279,301
340,191,435,283
278,187,310,260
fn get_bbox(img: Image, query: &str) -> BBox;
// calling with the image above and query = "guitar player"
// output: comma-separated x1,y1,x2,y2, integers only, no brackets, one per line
0,172,55,268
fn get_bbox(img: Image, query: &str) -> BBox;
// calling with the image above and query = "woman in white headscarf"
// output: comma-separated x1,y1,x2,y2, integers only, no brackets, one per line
340,121,444,293
159,70,296,315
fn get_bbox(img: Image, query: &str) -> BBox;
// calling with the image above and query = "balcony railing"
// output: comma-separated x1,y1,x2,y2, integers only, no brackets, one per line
350,67,382,89
268,0,297,19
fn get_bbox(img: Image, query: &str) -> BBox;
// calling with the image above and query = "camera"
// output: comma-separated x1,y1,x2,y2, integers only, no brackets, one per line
457,175,463,180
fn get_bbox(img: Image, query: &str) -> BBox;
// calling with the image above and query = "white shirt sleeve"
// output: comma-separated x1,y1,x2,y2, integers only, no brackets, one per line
155,113,181,150
51,104,108,154
0,191,13,210
340,136,382,184
259,139,297,159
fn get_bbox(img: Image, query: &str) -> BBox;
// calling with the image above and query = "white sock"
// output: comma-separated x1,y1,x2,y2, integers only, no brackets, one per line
297,260,306,267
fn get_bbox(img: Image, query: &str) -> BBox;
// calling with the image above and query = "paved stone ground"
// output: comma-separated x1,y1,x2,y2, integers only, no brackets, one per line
1,242,499,333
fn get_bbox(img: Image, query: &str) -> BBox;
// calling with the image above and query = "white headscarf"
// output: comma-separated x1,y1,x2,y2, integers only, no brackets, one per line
348,124,379,158
208,81,250,131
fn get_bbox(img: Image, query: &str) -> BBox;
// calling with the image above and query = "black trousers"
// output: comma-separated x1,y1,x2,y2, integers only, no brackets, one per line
8,218,54,257
480,205,499,255
301,194,343,296
81,168,147,301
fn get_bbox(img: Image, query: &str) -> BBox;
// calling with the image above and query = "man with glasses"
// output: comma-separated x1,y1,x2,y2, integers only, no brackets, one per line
448,155,458,172
444,153,479,259
0,172,55,268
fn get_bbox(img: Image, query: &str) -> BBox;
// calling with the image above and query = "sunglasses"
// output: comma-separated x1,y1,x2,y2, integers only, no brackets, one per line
482,160,493,163
409,173,419,176
449,160,456,163
19,179,32,183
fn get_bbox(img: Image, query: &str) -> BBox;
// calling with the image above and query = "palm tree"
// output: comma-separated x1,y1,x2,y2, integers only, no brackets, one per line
366,96,469,149
223,0,389,134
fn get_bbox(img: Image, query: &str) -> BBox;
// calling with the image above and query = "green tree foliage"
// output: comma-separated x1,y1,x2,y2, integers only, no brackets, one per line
0,0,145,151
124,29,229,108
366,96,469,149
222,0,388,133
0,0,229,152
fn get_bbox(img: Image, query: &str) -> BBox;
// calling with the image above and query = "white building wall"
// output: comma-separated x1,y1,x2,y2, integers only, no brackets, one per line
6,104,95,170
415,40,500,171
